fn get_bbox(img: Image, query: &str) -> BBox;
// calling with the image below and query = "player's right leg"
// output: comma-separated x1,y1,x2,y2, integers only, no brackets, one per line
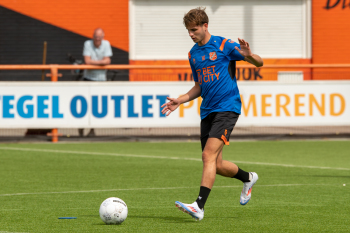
200,137,225,189
175,201,204,221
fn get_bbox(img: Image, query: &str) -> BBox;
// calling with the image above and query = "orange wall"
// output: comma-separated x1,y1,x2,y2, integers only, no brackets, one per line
313,0,350,64
0,0,129,52
312,0,350,80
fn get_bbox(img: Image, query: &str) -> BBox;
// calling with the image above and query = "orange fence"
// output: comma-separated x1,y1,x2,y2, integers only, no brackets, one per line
1,64,350,82
128,64,350,81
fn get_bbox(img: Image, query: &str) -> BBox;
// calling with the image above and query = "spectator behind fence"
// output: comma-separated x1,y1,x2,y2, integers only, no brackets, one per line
79,28,113,137
83,28,113,81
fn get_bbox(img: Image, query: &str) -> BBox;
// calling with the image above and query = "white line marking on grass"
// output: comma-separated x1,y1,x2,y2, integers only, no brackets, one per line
0,146,349,171
0,184,330,197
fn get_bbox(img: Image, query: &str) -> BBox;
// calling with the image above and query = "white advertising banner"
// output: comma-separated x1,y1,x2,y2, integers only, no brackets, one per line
0,81,348,128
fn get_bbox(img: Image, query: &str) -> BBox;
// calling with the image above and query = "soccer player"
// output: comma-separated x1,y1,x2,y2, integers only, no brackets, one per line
161,7,263,221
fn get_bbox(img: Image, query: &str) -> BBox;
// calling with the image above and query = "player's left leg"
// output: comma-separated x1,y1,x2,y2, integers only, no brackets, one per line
216,150,238,177
175,137,224,221
215,150,258,205
216,151,250,181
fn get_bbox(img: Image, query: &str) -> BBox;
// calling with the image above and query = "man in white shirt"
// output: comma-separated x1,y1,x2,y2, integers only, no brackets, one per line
83,28,113,81
79,28,113,137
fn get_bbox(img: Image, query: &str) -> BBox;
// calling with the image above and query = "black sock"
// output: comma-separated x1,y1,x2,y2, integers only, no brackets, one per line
232,168,251,182
195,186,211,209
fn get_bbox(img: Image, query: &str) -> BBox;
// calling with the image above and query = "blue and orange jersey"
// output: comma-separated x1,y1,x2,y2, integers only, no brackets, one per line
189,35,245,119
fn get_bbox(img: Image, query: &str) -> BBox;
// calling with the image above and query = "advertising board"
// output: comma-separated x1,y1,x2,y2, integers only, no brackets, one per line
0,81,348,128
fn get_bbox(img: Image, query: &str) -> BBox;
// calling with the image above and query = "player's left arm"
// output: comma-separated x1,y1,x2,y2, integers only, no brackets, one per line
235,38,263,67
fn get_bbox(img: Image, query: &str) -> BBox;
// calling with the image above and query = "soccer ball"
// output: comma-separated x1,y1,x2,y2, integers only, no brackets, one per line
99,197,128,224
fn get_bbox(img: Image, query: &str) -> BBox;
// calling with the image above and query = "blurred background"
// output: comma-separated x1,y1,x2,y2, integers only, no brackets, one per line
0,0,349,142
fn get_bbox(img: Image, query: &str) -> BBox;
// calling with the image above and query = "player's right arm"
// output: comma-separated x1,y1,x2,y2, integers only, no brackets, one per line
161,82,200,116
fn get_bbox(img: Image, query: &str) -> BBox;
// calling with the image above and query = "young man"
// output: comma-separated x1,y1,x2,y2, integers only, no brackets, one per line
161,7,263,221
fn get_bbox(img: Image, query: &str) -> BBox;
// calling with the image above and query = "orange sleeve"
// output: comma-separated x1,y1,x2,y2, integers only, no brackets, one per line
219,39,228,51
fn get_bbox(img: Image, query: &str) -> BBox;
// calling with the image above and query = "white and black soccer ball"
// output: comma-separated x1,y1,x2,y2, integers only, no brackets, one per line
99,197,128,224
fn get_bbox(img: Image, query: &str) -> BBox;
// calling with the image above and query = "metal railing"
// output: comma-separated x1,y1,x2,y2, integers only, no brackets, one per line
1,64,350,81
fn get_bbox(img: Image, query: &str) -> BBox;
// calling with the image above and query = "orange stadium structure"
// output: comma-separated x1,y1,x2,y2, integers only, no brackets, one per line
0,0,349,81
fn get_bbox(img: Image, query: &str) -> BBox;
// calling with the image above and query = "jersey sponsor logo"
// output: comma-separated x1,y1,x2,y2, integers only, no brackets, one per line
202,55,205,61
193,58,196,64
228,39,235,43
209,52,217,61
196,65,220,85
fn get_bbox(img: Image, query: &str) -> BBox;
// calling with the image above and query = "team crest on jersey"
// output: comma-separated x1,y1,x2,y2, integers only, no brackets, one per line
209,52,217,61
193,58,196,64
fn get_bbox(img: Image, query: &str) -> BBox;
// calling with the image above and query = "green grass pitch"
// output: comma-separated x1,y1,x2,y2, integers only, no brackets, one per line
0,140,349,232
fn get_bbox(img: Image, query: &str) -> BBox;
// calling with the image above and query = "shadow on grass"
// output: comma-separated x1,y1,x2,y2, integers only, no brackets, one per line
83,214,195,225
93,222,113,226
91,217,193,225
129,215,195,223
79,215,100,218
129,215,237,221
82,214,237,225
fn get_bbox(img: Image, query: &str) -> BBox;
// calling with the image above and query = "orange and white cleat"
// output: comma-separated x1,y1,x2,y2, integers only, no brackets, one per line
175,201,204,221
240,172,259,205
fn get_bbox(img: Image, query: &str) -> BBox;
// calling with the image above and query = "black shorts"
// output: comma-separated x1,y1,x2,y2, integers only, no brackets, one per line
200,111,239,151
